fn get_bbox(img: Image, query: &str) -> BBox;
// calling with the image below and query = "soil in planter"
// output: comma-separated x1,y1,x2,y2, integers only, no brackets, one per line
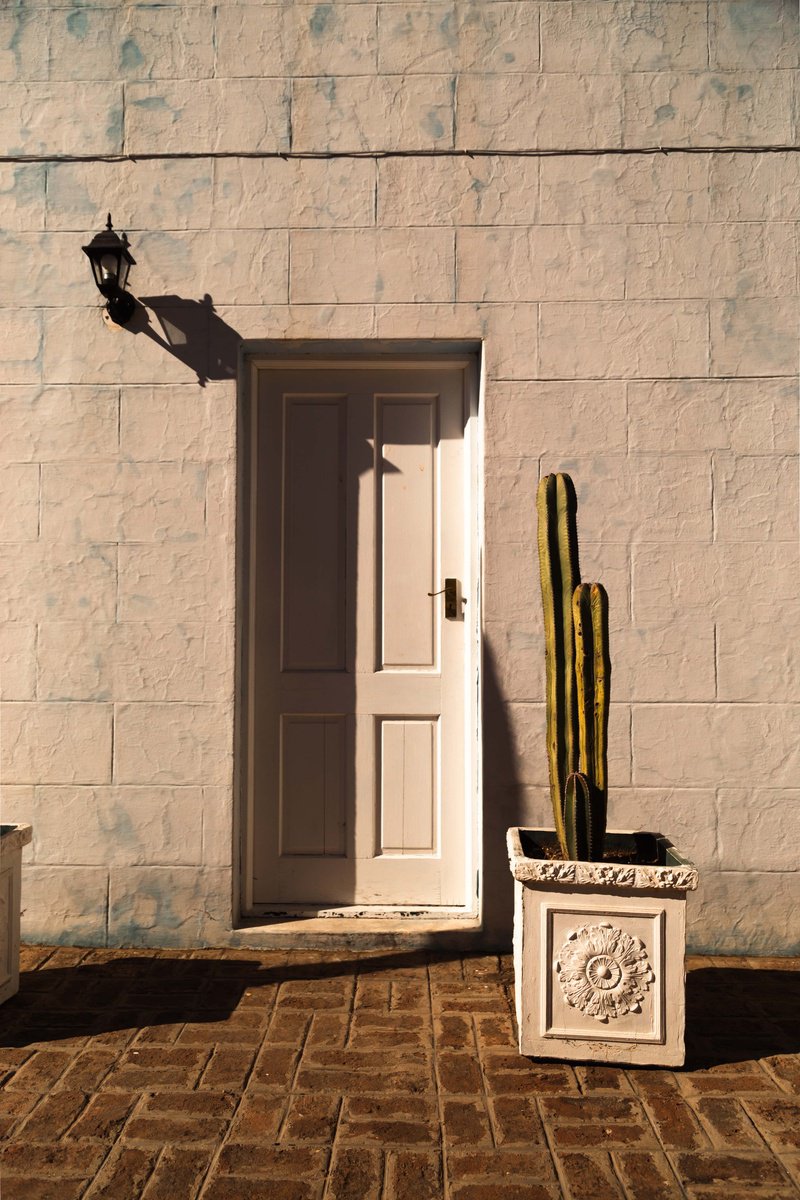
519,829,664,866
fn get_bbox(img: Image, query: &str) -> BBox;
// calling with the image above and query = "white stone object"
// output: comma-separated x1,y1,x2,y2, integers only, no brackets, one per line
507,827,698,1067
0,824,32,1004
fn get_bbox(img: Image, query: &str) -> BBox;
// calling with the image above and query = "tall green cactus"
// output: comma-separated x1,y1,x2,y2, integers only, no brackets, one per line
536,474,611,861
536,473,580,855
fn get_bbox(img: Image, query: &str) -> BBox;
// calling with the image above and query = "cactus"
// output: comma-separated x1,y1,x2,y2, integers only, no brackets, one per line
536,474,611,861
536,473,580,856
572,582,610,855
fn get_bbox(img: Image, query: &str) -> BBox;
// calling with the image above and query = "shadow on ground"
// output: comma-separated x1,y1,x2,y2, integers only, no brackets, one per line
2,949,488,1049
685,965,800,1069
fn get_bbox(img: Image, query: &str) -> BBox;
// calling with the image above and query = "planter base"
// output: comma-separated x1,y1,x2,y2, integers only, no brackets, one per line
508,828,698,1067
0,824,32,1005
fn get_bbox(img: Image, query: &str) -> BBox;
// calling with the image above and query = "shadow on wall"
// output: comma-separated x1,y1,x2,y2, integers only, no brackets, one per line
481,639,528,948
125,293,241,387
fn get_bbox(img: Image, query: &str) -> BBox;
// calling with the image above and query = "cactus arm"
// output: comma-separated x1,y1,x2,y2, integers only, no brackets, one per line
564,771,594,862
536,473,581,857
572,583,594,780
590,583,610,853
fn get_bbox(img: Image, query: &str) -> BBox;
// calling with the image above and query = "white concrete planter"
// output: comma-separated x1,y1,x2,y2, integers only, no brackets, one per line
507,827,698,1067
0,824,32,1005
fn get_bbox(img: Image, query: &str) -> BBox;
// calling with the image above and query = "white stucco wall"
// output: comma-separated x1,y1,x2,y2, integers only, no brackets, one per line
0,0,797,952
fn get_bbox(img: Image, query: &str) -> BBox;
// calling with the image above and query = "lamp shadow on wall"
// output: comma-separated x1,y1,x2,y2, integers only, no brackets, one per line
125,293,241,387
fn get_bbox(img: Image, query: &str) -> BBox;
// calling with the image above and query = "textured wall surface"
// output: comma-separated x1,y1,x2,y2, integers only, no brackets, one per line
0,0,798,952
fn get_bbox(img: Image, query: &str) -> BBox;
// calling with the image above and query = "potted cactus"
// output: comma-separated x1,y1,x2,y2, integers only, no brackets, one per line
507,473,697,1067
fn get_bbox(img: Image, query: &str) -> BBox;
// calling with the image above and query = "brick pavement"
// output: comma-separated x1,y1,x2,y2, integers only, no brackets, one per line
1,948,798,1199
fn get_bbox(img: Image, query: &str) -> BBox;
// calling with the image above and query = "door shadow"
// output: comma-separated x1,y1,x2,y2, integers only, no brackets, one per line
125,293,241,386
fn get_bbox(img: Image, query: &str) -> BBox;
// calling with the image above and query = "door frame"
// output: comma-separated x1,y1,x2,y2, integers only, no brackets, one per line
236,341,483,922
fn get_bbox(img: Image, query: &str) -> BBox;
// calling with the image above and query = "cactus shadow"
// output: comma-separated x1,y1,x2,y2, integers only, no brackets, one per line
684,964,800,1069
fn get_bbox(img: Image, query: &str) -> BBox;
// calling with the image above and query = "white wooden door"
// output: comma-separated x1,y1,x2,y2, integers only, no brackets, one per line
250,362,471,908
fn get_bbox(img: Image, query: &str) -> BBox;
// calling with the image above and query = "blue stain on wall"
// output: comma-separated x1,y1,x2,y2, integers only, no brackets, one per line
120,37,145,73
66,9,88,39
423,110,445,140
709,78,727,95
309,4,332,36
737,84,753,101
106,105,124,150
131,95,169,111
655,103,676,122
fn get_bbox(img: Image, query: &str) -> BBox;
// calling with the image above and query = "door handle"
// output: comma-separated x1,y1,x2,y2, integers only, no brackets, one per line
427,578,465,619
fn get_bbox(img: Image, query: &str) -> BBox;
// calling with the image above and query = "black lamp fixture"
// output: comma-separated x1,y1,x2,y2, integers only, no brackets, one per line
82,214,137,325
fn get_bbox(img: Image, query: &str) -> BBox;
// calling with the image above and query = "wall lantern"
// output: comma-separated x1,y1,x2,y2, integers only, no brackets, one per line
82,214,136,325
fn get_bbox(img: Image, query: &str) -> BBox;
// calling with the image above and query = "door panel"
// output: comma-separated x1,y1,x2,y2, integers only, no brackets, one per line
251,363,469,908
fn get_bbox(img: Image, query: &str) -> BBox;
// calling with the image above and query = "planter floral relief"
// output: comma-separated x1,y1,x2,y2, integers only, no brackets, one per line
507,475,698,1067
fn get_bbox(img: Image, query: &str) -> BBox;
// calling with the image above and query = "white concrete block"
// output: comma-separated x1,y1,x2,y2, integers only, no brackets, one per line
540,1,708,71
714,453,798,543
718,789,799,872
114,702,233,786
458,226,625,301
539,301,708,378
0,311,42,385
627,222,797,299
378,3,540,73
118,540,233,623
539,153,710,224
0,623,36,700
47,160,214,232
611,617,716,702
126,80,290,154
486,381,627,458
484,456,540,545
42,307,209,387
484,618,543,704
37,621,234,704
607,788,718,870
632,542,800,624
484,540,540,626
120,384,235,463
20,865,109,947
710,298,798,377
0,542,117,623
374,302,539,380
0,7,48,81
0,164,46,232
688,871,800,954
213,157,376,230
378,155,539,227
40,462,207,543
30,786,205,866
0,465,39,542
717,604,800,703
710,0,799,69
213,303,377,342
47,6,215,81
457,73,623,150
629,379,799,454
290,229,455,303
1,702,113,784
0,83,123,156
503,702,632,789
632,703,800,788
709,152,800,221
133,229,289,307
200,786,234,868
216,4,377,77
623,70,793,147
0,387,119,463
292,74,454,152
547,454,712,544
108,865,232,947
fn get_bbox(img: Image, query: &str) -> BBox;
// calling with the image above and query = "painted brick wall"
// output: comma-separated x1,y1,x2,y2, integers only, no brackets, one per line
0,1,797,952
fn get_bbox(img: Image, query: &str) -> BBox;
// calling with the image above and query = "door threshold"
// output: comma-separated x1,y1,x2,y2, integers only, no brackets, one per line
232,913,483,951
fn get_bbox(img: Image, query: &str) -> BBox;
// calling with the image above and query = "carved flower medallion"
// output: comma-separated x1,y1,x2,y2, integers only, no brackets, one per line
555,921,654,1022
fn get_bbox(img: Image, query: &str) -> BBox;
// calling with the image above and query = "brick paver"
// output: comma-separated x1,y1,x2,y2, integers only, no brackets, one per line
1,948,798,1199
